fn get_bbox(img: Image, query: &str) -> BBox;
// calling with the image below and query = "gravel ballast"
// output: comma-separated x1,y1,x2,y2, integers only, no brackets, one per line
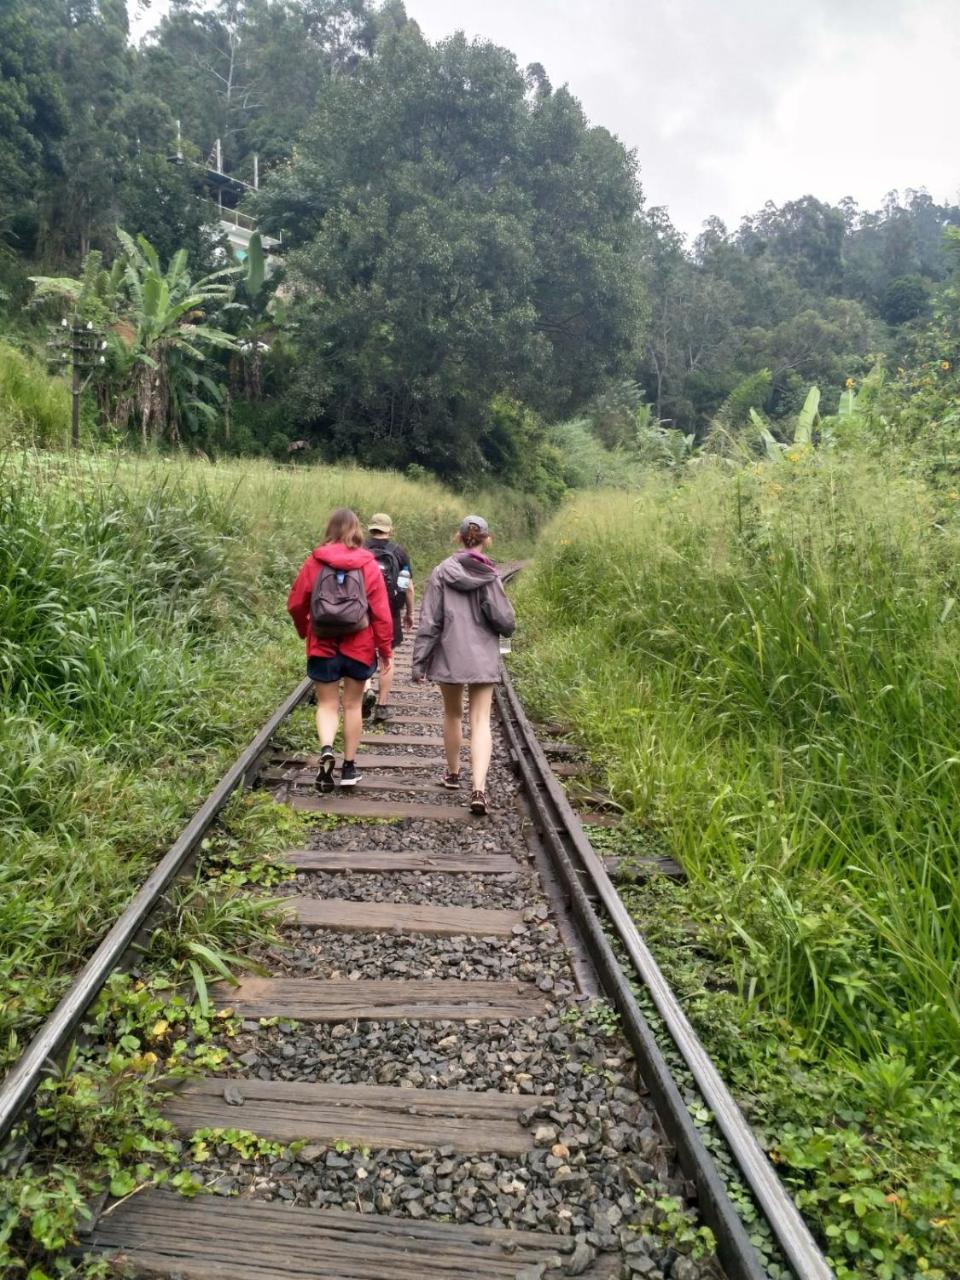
283,869,535,908
183,713,724,1279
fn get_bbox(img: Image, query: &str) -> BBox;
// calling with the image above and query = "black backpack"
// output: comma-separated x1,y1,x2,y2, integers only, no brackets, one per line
309,563,370,638
368,541,404,609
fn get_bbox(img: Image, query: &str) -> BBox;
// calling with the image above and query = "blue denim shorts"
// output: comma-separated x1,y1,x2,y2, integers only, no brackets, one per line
307,653,378,684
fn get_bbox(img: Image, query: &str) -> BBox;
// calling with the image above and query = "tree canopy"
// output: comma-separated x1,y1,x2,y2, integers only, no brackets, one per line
0,0,958,484
256,22,643,476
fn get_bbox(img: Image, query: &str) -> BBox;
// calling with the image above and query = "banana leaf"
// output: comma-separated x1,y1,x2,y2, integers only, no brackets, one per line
837,388,858,418
794,386,820,445
244,232,266,298
750,407,785,461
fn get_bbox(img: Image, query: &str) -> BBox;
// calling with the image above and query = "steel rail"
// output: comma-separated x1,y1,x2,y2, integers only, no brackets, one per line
497,668,834,1280
0,678,313,1146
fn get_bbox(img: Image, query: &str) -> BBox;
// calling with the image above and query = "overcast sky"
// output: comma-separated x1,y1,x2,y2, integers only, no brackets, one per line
132,0,959,239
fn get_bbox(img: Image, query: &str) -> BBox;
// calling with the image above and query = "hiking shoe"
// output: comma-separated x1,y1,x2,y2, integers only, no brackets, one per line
440,771,461,790
315,745,336,793
340,760,362,788
372,703,392,724
469,790,487,815
362,689,377,718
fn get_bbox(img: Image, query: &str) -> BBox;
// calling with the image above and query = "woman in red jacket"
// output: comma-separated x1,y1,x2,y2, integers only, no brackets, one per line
287,508,394,791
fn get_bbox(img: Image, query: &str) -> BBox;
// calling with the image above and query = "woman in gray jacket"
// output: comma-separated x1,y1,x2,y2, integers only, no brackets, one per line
412,516,516,814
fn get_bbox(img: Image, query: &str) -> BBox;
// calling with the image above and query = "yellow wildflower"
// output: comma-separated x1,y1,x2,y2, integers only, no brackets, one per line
845,377,856,389
941,361,951,371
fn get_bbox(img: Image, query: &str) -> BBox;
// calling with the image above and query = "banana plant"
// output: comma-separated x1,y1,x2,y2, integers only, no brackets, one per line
794,385,820,444
750,385,821,460
816,363,889,449
115,230,239,443
32,231,239,442
230,232,286,401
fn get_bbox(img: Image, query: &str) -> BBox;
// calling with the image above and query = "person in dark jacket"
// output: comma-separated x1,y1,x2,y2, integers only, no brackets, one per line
362,513,414,724
412,515,515,815
287,508,394,792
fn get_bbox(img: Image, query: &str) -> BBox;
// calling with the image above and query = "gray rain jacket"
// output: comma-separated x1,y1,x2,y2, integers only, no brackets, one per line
412,552,516,684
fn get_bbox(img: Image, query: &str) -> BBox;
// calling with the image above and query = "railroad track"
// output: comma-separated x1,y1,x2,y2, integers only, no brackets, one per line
0,585,834,1280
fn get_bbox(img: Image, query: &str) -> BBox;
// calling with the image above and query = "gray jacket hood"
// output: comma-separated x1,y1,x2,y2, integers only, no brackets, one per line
436,552,499,593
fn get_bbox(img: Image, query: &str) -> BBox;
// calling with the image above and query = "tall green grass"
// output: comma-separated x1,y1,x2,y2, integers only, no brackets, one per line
515,454,960,1067
0,450,539,1067
514,453,960,1276
0,342,72,448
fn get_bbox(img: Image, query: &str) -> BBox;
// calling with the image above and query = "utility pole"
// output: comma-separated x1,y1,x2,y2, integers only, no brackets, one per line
71,325,83,448
52,316,107,448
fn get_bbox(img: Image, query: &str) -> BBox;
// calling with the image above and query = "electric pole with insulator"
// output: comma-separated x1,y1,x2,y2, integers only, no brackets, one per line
51,316,107,447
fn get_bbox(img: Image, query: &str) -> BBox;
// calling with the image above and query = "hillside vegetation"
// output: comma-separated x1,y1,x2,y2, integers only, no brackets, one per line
513,454,960,1279
2,1,958,489
0,342,72,448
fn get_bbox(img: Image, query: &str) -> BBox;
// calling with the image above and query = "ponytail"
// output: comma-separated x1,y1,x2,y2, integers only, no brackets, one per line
458,523,489,550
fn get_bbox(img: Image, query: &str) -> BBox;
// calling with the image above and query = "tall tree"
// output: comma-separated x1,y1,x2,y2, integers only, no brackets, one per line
0,3,67,251
140,0,378,180
523,85,644,413
257,22,643,475
40,0,135,260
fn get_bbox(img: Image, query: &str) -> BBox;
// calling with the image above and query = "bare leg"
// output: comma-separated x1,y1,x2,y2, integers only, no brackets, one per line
467,683,494,792
439,682,464,776
342,678,365,759
314,680,340,748
377,659,394,706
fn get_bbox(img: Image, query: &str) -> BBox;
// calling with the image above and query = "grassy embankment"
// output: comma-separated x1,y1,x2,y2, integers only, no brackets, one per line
0,342,73,449
1,448,541,1274
512,455,960,1280
1,450,540,1066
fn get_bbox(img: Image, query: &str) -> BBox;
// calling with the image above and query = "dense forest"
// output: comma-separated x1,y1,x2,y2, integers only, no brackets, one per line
1,0,958,491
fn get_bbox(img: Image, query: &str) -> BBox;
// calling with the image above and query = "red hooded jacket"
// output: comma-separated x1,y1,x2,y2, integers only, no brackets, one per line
287,543,394,665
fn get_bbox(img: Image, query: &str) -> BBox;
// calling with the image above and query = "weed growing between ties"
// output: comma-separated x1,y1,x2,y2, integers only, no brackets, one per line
513,455,960,1279
0,791,306,1277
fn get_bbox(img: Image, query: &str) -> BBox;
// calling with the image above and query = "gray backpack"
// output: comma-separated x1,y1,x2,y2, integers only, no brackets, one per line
310,563,370,638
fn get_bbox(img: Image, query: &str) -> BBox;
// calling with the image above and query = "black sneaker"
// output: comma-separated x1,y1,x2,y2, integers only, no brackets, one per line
315,745,336,793
372,703,392,724
440,771,461,790
362,689,377,719
340,760,362,788
469,789,487,815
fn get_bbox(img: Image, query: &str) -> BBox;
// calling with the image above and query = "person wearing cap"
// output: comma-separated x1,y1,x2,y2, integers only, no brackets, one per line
362,514,414,723
411,516,516,816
